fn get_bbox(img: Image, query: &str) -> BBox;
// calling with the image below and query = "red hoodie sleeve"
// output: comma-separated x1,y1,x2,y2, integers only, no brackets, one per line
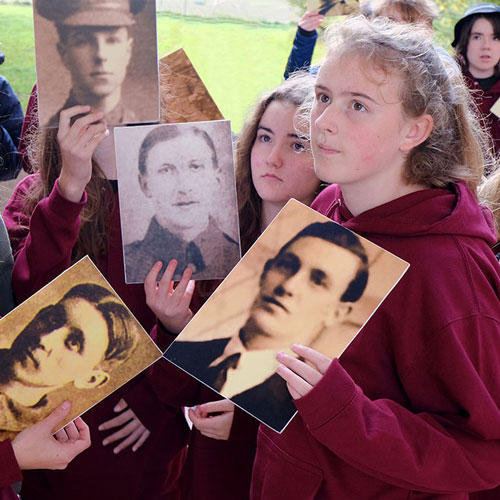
3,175,85,302
0,440,22,489
295,314,500,493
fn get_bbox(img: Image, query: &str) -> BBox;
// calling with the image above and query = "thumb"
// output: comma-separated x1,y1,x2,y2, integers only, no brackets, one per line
114,398,128,413
199,399,234,414
39,401,72,432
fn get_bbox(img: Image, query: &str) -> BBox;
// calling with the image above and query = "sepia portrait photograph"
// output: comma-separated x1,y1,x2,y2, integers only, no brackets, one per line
165,199,409,433
32,0,160,128
0,257,162,441
115,120,241,283
159,48,224,124
307,0,360,17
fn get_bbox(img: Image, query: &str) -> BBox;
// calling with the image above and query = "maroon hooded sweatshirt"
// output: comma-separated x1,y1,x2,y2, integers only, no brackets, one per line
251,182,500,499
0,440,21,500
462,67,500,156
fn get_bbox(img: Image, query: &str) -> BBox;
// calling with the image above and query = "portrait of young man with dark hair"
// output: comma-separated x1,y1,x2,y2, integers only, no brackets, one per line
0,282,139,439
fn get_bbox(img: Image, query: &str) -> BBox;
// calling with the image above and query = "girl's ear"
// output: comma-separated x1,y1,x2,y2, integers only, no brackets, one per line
400,114,434,152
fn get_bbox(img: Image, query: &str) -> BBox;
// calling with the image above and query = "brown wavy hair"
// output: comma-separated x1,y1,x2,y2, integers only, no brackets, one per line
235,71,317,254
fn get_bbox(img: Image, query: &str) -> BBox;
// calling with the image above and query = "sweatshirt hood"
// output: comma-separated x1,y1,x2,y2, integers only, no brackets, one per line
318,182,496,247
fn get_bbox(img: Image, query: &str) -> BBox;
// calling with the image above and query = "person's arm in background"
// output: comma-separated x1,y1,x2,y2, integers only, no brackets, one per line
284,11,324,79
0,75,24,180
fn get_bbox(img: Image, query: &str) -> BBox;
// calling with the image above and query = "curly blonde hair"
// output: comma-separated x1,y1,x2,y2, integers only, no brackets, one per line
317,16,495,194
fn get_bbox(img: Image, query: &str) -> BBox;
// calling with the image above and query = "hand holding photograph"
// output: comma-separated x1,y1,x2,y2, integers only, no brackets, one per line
307,0,360,17
115,120,241,283
32,0,159,127
0,257,162,441
165,199,409,433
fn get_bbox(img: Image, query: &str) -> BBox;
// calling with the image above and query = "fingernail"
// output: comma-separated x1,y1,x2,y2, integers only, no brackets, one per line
61,401,71,410
102,440,108,446
113,448,120,454
98,425,104,431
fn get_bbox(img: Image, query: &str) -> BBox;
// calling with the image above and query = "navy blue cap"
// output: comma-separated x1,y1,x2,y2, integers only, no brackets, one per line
452,3,500,47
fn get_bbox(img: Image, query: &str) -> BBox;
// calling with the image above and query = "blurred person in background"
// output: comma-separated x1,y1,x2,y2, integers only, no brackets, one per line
0,42,24,181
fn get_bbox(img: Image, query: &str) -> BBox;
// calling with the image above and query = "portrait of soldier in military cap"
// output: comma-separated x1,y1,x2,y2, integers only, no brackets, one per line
33,0,159,127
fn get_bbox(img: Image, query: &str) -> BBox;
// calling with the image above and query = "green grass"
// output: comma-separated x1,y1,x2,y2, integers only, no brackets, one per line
0,5,326,132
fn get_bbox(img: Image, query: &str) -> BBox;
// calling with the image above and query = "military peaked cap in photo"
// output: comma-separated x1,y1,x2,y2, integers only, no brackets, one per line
35,0,147,27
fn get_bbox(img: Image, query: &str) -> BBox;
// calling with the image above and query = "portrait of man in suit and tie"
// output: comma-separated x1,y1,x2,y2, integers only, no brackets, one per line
166,218,371,432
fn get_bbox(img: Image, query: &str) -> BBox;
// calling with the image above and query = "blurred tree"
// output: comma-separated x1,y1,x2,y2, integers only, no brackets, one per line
285,0,486,52
433,0,479,51
287,0,307,15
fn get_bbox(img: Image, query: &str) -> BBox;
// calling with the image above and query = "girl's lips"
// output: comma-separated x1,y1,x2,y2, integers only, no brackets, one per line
262,173,282,181
317,144,340,154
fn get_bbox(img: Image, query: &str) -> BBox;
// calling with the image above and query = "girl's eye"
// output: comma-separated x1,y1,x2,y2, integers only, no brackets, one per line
189,162,203,171
317,93,331,104
258,134,272,143
292,141,308,152
350,101,366,112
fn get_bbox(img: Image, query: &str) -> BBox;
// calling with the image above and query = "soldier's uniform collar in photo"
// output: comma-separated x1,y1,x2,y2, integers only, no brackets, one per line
35,0,147,27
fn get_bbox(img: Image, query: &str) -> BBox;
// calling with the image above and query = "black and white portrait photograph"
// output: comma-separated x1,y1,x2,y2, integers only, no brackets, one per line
115,120,241,283
307,0,360,17
165,200,409,433
33,0,159,127
0,257,162,441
